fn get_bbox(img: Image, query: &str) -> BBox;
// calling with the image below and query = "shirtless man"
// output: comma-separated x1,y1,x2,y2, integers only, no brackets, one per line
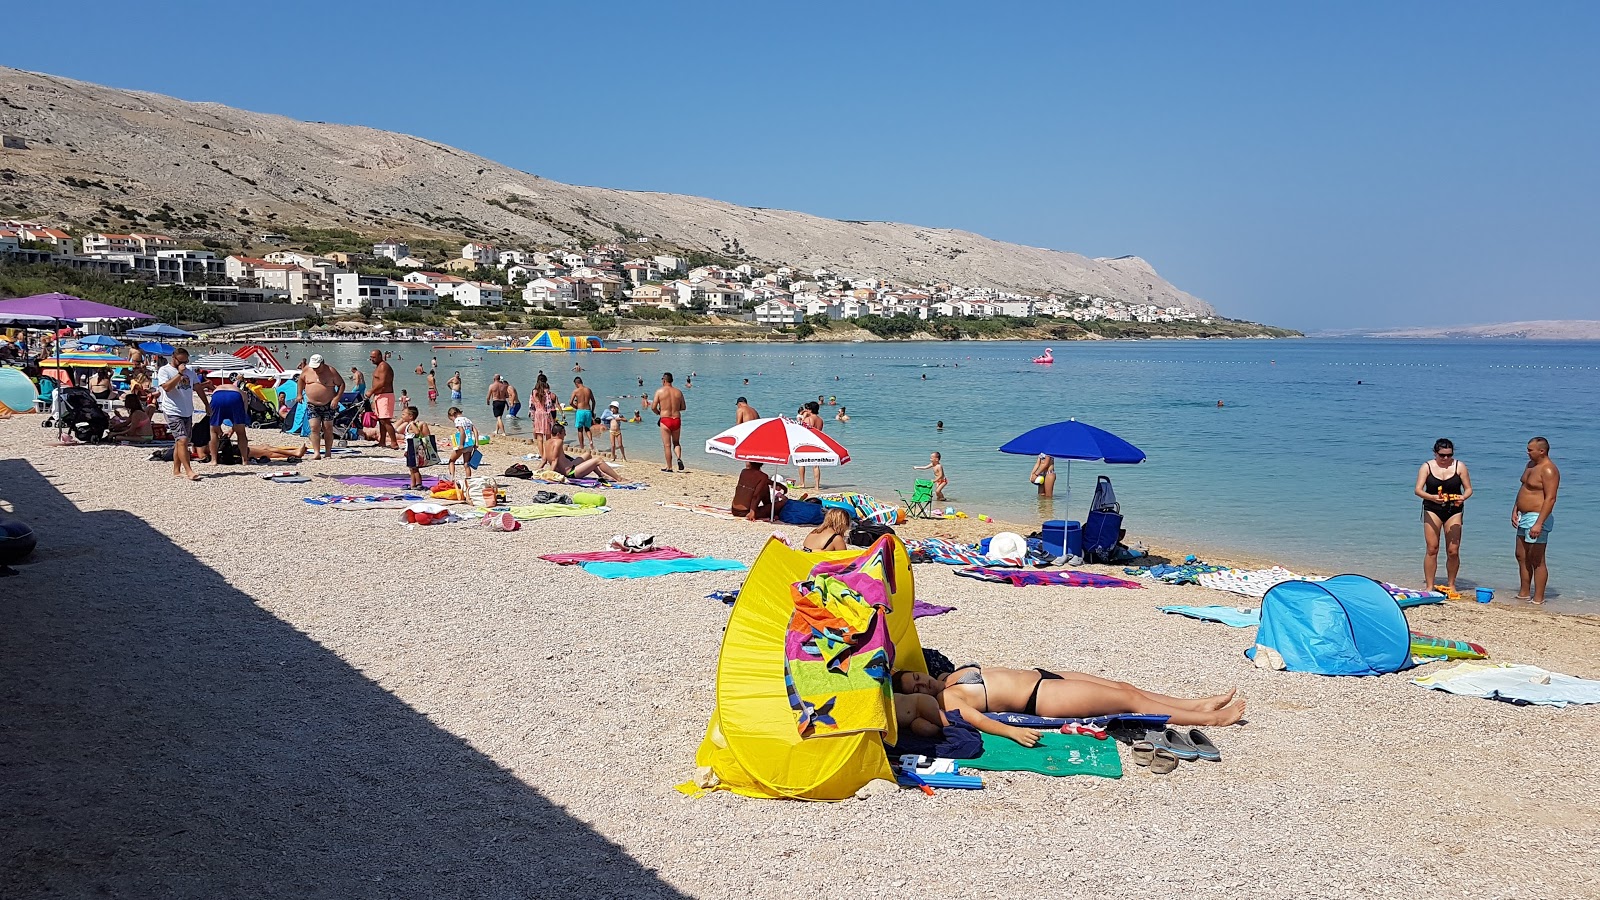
570,376,596,451
368,349,398,449
426,369,438,404
486,374,511,436
447,371,462,401
301,353,345,460
735,396,759,425
651,372,686,472
1512,436,1561,604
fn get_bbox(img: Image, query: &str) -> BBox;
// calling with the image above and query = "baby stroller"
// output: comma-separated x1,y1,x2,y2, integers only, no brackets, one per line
245,389,283,429
329,397,369,447
53,386,110,444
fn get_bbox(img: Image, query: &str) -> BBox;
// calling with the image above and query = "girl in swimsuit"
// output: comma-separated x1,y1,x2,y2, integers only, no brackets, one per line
894,667,1244,746
1414,437,1473,592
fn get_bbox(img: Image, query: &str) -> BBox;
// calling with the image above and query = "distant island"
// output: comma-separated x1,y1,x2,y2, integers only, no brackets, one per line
1350,321,1600,340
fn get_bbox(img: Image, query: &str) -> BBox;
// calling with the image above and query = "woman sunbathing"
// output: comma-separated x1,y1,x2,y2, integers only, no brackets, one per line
893,666,1243,747
543,424,621,482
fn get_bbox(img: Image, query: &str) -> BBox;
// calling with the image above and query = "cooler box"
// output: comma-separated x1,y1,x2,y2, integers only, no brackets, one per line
1082,511,1124,556
1041,519,1082,559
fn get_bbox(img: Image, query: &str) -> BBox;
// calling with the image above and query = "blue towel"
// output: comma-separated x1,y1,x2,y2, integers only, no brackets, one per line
884,709,984,760
988,712,1170,730
1159,605,1261,627
580,557,747,579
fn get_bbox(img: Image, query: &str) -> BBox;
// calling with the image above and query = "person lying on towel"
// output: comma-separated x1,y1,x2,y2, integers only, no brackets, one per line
892,666,1244,747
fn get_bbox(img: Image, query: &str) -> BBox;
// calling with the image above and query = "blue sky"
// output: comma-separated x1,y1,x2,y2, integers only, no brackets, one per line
6,1,1597,329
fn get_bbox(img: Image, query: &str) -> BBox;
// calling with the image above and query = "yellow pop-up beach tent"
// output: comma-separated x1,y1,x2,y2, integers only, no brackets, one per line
690,536,926,801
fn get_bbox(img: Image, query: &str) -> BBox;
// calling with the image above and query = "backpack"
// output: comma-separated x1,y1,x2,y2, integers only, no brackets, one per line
847,521,896,548
503,463,534,479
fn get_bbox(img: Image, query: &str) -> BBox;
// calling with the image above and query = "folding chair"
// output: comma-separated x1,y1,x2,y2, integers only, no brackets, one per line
896,479,935,519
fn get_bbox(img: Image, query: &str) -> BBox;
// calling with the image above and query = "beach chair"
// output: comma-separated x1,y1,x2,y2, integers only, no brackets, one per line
897,479,935,519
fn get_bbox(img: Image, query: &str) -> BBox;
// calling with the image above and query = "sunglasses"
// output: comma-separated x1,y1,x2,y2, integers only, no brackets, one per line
1436,452,1454,459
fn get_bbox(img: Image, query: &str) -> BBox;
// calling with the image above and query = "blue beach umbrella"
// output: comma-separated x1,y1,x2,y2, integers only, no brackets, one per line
138,341,176,355
998,418,1146,513
125,322,195,339
74,334,122,348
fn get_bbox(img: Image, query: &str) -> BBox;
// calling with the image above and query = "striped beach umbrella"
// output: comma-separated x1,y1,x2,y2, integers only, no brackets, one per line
49,349,132,368
191,352,252,372
705,416,851,467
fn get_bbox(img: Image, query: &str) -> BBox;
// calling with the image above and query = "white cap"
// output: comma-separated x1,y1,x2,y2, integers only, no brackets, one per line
308,354,324,367
609,400,620,409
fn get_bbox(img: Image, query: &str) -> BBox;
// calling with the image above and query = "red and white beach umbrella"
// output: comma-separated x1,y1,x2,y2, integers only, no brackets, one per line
704,417,851,467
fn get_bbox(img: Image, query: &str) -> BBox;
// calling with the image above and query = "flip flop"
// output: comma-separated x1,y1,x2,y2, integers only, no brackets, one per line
1148,748,1179,774
1130,740,1155,766
1153,727,1200,761
1186,728,1221,762
676,459,685,471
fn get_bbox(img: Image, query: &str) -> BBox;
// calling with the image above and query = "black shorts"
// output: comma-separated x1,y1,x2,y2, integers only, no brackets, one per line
492,400,507,417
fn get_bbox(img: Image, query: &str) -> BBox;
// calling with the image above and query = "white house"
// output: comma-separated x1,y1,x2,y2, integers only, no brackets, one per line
373,239,409,262
522,277,574,310
454,281,504,307
652,255,684,274
461,242,496,266
497,249,529,266
397,282,437,308
753,299,804,326
332,273,402,310
0,229,20,254
395,255,430,269
692,281,741,312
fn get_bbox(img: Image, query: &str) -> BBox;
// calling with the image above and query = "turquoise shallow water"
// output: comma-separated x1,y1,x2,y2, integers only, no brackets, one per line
278,338,1596,609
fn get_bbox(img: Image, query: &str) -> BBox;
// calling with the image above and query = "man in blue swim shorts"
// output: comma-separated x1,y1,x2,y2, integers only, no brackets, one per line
570,375,596,451
206,373,252,465
1511,436,1560,604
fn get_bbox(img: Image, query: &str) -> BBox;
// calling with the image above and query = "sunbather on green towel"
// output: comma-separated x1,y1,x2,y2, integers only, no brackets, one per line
893,665,1244,747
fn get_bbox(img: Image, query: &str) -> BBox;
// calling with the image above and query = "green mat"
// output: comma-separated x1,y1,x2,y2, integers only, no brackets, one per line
960,731,1123,778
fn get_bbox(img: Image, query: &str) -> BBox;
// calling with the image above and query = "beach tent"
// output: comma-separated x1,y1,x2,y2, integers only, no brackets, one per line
1248,575,1414,676
691,536,926,800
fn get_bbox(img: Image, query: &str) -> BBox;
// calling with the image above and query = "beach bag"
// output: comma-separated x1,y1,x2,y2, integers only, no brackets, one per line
776,499,825,526
503,463,534,479
848,521,896,548
218,438,242,465
410,434,440,468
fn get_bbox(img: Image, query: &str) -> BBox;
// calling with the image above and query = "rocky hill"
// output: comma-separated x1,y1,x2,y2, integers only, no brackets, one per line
1359,321,1600,340
0,66,1214,314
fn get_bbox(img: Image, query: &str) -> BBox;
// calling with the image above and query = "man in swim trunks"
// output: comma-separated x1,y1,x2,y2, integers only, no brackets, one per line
368,349,398,449
570,376,596,451
447,371,462,401
427,369,438,404
301,353,344,460
206,373,252,466
735,396,759,425
651,372,686,472
486,374,510,436
1512,436,1560,604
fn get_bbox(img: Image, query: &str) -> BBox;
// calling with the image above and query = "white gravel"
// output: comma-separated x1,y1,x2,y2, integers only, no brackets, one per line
1,423,1596,899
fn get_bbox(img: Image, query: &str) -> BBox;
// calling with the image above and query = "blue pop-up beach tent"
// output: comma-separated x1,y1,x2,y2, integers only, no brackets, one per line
1248,575,1413,676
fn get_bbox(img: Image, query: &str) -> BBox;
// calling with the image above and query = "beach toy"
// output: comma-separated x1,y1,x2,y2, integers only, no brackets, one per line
944,506,954,515
956,511,968,518
978,514,991,522
572,492,606,507
476,435,491,445
1476,588,1494,604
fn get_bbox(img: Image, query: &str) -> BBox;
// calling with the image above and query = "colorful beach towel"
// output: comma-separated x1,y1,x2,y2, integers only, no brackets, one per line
303,492,427,509
954,567,1142,589
912,599,956,618
1409,631,1489,660
1196,566,1304,598
1159,605,1261,627
580,557,746,579
504,504,609,520
655,500,738,519
784,539,898,739
823,491,899,526
1126,562,1229,585
326,473,443,489
960,731,1123,778
907,537,1010,567
1412,662,1600,707
540,547,693,565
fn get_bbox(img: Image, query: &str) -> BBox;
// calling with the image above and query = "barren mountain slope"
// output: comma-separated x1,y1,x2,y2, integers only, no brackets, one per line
0,66,1212,313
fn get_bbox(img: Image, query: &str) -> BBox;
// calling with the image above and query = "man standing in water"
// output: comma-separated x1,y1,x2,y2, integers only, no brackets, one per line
570,376,596,451
1512,436,1560,604
368,349,398,449
651,372,686,472
486,374,511,436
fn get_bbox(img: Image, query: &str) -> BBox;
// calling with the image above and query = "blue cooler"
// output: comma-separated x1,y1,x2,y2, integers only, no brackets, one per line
1041,519,1082,559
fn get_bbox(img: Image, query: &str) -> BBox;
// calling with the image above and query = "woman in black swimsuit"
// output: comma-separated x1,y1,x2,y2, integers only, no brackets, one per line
1414,438,1473,593
894,667,1244,747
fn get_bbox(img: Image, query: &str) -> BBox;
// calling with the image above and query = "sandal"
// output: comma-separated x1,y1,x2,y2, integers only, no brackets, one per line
1130,740,1155,766
1186,728,1221,762
1148,748,1179,774
1152,727,1201,761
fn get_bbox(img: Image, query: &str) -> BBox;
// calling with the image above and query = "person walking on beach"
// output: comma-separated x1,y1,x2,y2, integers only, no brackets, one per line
652,372,686,472
426,369,438,404
570,376,596,451
735,396,759,425
915,451,949,502
1415,438,1472,592
486,375,511,436
1512,437,1560,604
301,354,344,461
157,347,199,481
368,349,398,449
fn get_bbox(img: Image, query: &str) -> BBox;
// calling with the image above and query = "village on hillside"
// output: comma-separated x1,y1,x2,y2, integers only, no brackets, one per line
0,220,1214,330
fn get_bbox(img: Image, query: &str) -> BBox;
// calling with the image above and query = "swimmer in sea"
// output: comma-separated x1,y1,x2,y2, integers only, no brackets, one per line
936,420,944,431
1217,400,1225,408
835,406,849,423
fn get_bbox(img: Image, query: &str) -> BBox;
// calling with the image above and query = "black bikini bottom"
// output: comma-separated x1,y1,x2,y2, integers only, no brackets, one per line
1025,668,1063,716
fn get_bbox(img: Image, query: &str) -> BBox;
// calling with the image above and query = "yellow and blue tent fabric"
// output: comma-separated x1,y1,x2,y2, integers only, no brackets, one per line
690,536,926,800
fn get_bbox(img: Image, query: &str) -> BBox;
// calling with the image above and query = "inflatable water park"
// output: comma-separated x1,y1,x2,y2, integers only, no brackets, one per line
481,330,632,353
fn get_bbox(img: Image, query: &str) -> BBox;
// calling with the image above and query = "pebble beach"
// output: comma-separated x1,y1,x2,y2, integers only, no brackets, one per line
2,424,1597,900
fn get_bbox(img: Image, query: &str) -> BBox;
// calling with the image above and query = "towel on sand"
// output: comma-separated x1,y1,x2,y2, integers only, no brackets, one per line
784,540,897,738
580,557,746,579
954,567,1142,589
960,731,1123,778
1159,605,1261,627
504,504,608,520
1412,662,1600,707
540,547,693,565
303,493,426,509
912,600,956,618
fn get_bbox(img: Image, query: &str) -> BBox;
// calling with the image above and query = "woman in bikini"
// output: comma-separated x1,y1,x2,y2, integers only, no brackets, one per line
802,508,851,552
1414,437,1473,592
894,667,1244,746
541,424,621,482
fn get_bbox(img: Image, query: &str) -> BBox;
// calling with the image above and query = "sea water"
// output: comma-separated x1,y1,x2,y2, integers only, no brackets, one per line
282,338,1596,610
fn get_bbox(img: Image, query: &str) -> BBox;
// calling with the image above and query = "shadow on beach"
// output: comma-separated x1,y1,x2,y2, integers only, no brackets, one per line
0,458,686,899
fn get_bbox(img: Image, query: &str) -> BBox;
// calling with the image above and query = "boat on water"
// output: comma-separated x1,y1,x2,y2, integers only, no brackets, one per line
1032,348,1055,364
431,343,476,350
637,347,659,353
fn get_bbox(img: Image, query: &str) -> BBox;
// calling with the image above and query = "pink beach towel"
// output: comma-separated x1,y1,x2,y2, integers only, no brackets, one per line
539,547,694,566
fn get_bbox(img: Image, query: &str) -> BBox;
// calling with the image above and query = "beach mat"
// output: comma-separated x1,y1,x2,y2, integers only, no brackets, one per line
580,557,747,579
1159,605,1260,627
961,731,1122,778
539,547,693,566
954,567,1142,589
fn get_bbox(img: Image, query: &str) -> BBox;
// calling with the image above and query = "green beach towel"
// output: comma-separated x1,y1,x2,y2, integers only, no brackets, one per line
960,731,1123,778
